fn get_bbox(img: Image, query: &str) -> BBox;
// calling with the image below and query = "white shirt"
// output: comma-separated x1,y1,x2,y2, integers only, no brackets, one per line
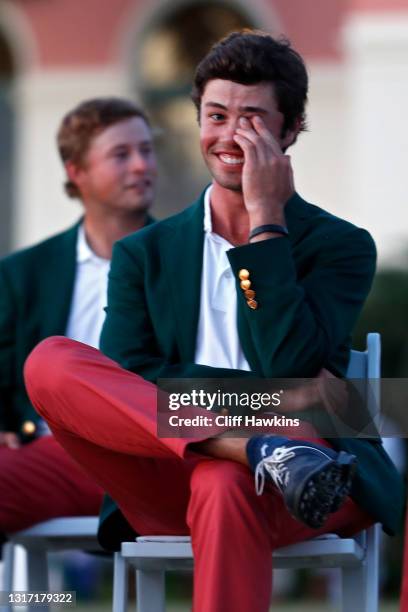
194,186,251,371
65,225,110,349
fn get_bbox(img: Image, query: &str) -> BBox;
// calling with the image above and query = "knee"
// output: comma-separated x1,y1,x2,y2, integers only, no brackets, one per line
24,336,79,413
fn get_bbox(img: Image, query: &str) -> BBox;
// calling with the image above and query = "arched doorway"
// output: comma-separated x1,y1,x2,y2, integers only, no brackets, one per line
0,32,14,255
136,3,255,217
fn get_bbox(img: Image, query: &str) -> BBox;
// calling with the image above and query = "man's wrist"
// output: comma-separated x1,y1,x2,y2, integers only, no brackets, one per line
249,224,289,241
248,210,286,229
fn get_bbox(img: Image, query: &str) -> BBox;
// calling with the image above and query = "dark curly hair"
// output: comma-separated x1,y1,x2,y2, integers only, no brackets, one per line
191,30,308,135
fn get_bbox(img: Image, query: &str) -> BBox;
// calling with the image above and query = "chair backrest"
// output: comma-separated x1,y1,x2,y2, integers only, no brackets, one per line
347,332,381,379
347,332,381,422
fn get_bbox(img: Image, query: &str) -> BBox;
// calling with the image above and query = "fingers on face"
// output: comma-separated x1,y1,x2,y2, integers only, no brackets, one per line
235,115,282,159
233,132,259,164
252,116,283,156
234,117,267,163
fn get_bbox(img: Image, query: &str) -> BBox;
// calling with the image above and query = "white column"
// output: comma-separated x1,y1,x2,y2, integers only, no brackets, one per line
291,63,350,219
342,13,408,265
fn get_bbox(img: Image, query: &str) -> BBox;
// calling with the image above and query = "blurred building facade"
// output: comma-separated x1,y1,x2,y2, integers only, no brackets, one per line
0,0,407,265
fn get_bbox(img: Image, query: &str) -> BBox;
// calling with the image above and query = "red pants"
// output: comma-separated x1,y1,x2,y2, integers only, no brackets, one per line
0,436,103,534
24,337,373,612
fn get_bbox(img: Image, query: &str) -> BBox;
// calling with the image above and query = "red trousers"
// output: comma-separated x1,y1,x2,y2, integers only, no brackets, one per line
24,337,372,612
0,436,103,534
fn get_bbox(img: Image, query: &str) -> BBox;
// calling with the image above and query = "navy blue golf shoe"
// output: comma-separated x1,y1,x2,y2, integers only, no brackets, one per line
247,436,357,529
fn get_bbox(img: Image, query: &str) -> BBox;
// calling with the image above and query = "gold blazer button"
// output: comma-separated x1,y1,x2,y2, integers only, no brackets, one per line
247,299,258,310
240,279,251,290
21,420,36,435
244,289,255,299
238,269,250,280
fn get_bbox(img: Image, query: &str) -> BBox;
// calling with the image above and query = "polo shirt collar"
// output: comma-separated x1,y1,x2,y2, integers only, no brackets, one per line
76,224,109,264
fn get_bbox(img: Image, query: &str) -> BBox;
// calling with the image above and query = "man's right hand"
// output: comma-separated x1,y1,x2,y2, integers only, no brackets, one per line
0,431,21,449
276,369,349,417
233,115,294,230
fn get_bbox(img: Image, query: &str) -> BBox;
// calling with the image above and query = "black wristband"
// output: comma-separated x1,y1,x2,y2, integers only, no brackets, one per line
249,224,289,240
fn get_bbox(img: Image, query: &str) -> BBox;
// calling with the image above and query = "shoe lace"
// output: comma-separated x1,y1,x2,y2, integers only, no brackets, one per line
254,444,331,495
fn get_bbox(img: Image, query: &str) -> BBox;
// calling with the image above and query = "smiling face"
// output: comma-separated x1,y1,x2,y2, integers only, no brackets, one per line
67,117,157,215
199,79,296,193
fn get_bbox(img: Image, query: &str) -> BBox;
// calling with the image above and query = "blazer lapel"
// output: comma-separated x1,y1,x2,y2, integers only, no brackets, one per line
161,197,205,362
284,191,313,241
41,223,79,337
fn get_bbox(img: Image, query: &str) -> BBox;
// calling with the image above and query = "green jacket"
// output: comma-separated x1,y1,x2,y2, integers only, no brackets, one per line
98,191,404,549
0,216,155,437
0,223,79,436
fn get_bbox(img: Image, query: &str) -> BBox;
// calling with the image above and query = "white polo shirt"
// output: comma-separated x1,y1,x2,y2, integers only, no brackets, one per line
65,224,110,348
194,186,251,371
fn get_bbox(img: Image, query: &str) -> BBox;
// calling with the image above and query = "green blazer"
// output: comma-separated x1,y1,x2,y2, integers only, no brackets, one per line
98,191,403,548
0,215,155,438
0,223,79,436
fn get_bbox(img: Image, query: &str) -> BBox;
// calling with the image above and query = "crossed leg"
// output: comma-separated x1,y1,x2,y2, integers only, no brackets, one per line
24,337,372,612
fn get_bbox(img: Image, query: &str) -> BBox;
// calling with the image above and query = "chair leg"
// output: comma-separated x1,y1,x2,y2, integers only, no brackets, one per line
364,525,380,612
26,549,49,612
26,549,49,590
342,523,380,612
136,569,165,612
342,564,364,612
2,542,15,590
1,542,15,612
341,561,378,612
112,552,128,612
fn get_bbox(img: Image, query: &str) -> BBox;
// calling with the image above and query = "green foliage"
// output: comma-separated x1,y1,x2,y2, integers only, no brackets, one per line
353,269,408,377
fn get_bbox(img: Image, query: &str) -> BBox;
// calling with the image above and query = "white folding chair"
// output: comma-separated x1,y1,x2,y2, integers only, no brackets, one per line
2,516,101,612
112,333,381,612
